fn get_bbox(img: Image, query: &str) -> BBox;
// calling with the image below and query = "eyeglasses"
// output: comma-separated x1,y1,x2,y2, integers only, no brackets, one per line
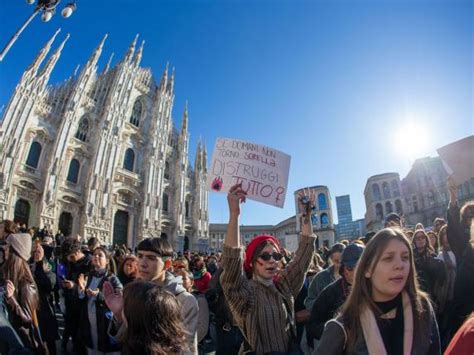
258,252,283,261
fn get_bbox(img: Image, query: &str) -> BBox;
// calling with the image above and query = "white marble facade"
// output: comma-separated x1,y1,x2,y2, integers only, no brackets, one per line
0,30,209,250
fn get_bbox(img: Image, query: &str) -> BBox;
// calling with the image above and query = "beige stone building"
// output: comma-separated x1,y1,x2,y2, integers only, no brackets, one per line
294,185,336,247
0,31,209,250
364,173,404,231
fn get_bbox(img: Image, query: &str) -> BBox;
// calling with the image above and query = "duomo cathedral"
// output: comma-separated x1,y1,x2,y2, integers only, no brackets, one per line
0,30,209,250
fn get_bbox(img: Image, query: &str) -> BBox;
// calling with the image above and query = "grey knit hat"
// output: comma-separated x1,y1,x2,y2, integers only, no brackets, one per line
7,233,32,261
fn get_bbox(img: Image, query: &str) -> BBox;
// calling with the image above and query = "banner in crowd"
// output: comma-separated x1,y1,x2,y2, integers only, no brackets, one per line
437,135,474,184
206,137,291,208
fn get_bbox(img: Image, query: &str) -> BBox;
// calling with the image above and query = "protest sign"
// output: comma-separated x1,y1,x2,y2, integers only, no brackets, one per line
206,137,291,208
437,135,474,185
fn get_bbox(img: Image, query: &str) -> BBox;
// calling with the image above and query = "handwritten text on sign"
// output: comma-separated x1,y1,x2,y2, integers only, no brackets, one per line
206,138,291,208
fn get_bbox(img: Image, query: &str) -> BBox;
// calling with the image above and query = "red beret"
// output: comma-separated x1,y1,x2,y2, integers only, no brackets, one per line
244,234,280,275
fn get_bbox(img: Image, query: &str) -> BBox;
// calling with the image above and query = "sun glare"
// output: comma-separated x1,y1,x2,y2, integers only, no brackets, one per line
394,122,429,159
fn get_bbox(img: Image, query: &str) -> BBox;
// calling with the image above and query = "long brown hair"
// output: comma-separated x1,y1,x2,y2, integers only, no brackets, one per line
1,220,18,237
121,281,188,355
3,248,39,313
340,228,430,353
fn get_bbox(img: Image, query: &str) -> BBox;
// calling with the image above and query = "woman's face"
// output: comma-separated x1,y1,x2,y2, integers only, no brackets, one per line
413,232,427,251
368,239,410,302
92,249,108,270
123,259,138,277
253,244,280,280
428,233,437,248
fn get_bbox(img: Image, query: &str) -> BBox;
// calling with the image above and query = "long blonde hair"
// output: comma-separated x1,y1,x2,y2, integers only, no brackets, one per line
340,228,430,353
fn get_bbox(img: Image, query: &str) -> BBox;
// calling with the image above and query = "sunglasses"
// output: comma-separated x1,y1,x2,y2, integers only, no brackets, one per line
258,252,283,261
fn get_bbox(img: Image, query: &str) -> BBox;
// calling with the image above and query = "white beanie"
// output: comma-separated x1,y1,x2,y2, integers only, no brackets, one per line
7,233,32,261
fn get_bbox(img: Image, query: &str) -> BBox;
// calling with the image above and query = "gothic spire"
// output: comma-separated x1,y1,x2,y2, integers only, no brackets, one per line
181,101,188,135
85,33,108,71
158,62,168,91
37,33,70,87
194,141,202,171
73,64,80,77
23,28,61,80
103,52,114,74
122,34,138,64
202,142,207,170
133,40,145,67
166,67,175,93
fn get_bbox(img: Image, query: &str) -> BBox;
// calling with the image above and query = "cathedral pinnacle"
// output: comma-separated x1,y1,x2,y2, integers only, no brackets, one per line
37,33,70,85
103,52,114,74
123,34,139,64
159,62,169,91
86,33,108,70
23,28,61,80
181,101,188,135
133,40,145,67
166,67,175,93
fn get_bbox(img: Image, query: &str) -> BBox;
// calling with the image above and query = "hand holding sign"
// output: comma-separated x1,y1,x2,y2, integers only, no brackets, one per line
207,138,291,208
227,183,247,217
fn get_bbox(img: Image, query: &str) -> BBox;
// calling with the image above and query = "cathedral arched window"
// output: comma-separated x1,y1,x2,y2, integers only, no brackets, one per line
164,161,170,180
391,180,400,197
66,159,80,184
75,117,89,142
385,201,393,214
130,100,142,127
185,200,190,218
25,141,42,169
382,182,391,199
162,193,169,212
320,213,329,227
395,199,403,215
372,183,382,201
123,148,135,172
375,203,384,220
318,193,327,210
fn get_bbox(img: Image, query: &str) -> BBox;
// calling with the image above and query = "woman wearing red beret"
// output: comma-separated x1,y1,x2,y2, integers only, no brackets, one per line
221,183,317,354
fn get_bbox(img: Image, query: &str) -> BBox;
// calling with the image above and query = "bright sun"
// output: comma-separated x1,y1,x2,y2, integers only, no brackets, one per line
394,122,429,159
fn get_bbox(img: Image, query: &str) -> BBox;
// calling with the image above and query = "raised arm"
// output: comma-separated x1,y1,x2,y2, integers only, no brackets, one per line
278,189,317,297
224,183,246,248
220,184,253,320
446,176,467,260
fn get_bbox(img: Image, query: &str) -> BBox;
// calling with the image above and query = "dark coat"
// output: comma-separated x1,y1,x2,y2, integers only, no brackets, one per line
316,297,440,355
306,277,350,344
447,202,474,335
78,271,123,353
5,282,48,354
30,259,59,343
413,249,445,301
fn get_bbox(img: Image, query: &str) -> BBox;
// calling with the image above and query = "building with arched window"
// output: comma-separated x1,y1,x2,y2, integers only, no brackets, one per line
362,156,472,232
294,185,336,247
364,173,403,232
0,33,209,250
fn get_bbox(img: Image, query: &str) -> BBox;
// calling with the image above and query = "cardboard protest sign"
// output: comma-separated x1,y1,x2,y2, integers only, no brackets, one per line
437,136,474,184
206,138,291,208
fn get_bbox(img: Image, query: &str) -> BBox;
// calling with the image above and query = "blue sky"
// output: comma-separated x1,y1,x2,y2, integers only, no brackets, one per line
0,0,472,226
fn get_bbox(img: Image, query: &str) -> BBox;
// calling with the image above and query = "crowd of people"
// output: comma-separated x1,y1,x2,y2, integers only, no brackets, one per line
0,176,473,354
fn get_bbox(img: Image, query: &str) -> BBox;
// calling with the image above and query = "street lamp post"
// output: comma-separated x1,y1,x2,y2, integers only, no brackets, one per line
0,0,77,62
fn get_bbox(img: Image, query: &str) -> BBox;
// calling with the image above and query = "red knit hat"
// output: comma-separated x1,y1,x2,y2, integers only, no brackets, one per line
244,234,280,275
